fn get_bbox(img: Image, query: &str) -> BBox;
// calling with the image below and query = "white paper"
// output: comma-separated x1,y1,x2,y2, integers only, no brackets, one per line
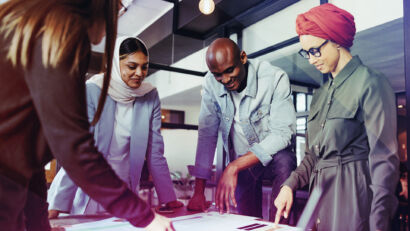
64,212,301,231
64,217,142,231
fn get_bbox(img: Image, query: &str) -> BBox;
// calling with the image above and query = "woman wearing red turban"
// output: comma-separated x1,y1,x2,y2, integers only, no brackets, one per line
274,3,399,231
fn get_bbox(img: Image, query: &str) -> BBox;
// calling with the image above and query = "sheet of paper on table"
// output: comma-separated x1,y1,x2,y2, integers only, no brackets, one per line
64,212,301,231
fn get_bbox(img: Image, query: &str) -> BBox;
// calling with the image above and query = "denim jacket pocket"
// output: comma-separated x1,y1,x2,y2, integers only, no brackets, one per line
250,104,270,122
250,104,271,138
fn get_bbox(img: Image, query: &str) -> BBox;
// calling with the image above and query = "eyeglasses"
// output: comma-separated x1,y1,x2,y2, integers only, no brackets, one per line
298,40,329,59
118,1,128,17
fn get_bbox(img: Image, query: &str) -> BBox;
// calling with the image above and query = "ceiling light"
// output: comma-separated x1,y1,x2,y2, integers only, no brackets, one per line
398,104,404,109
199,0,215,15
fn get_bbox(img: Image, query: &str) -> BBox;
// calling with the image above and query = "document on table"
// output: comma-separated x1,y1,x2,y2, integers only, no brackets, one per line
171,212,301,231
64,212,301,231
63,217,139,231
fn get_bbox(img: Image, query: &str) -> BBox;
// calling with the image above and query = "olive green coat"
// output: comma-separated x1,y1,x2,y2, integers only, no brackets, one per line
284,56,399,231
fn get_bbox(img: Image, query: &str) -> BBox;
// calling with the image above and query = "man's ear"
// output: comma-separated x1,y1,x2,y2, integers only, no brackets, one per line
240,51,247,64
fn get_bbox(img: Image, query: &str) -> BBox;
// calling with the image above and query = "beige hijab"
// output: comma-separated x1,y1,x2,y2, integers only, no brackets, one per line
87,36,154,103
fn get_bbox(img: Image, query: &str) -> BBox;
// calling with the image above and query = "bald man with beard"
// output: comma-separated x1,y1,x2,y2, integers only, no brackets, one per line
187,38,297,222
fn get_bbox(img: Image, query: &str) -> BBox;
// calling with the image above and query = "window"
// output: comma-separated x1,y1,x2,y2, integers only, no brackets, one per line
296,117,307,133
296,93,306,112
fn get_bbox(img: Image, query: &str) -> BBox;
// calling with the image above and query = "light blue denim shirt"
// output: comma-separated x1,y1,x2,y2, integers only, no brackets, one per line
191,59,296,180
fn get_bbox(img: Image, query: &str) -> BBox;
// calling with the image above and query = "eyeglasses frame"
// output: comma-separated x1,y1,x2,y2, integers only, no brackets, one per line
298,39,329,59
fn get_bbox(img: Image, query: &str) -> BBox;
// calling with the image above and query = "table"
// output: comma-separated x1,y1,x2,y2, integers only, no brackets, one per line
49,206,198,227
50,206,299,231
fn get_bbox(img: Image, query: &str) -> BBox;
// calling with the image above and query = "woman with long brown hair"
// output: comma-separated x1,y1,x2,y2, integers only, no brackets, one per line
0,0,173,230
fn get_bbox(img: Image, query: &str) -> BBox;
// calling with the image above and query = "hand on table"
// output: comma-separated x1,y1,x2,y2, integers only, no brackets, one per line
274,185,293,225
187,193,211,211
166,200,184,209
49,210,67,230
145,213,174,231
51,227,65,231
48,209,63,219
215,164,238,214
156,200,184,214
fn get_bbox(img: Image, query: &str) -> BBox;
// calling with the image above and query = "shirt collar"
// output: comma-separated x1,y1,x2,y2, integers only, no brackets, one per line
330,55,362,88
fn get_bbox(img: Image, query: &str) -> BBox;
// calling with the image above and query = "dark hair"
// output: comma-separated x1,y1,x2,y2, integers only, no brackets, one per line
119,37,148,59
93,0,118,126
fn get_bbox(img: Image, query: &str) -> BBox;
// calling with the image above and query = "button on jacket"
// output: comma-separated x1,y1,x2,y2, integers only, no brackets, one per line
191,59,296,180
284,56,399,231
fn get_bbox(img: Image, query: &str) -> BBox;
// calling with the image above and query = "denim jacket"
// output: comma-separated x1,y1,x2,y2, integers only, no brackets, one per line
191,59,296,180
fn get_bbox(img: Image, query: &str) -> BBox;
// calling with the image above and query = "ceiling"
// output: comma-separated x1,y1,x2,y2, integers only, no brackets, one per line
106,0,405,92
1,0,404,106
92,0,174,53
142,0,300,75
93,0,300,70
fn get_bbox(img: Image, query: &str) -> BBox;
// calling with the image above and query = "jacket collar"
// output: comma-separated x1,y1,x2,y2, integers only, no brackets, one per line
330,56,362,88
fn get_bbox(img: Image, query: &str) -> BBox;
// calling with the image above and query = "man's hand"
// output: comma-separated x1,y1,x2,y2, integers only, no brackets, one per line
187,193,211,211
145,213,174,231
215,164,238,214
187,178,211,211
166,200,184,209
274,185,293,225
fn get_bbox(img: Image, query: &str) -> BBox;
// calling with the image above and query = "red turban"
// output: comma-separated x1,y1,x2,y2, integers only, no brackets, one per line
296,3,356,48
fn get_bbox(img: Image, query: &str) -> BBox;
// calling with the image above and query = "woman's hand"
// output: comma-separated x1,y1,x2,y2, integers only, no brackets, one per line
145,213,174,231
48,209,61,219
274,185,293,225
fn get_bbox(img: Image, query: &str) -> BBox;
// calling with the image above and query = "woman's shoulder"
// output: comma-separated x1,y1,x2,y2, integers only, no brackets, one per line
85,81,116,104
131,87,160,111
139,86,159,101
355,64,392,91
86,82,102,97
86,81,101,90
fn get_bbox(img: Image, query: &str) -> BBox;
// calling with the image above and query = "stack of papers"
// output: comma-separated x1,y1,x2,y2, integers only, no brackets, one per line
64,212,301,231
